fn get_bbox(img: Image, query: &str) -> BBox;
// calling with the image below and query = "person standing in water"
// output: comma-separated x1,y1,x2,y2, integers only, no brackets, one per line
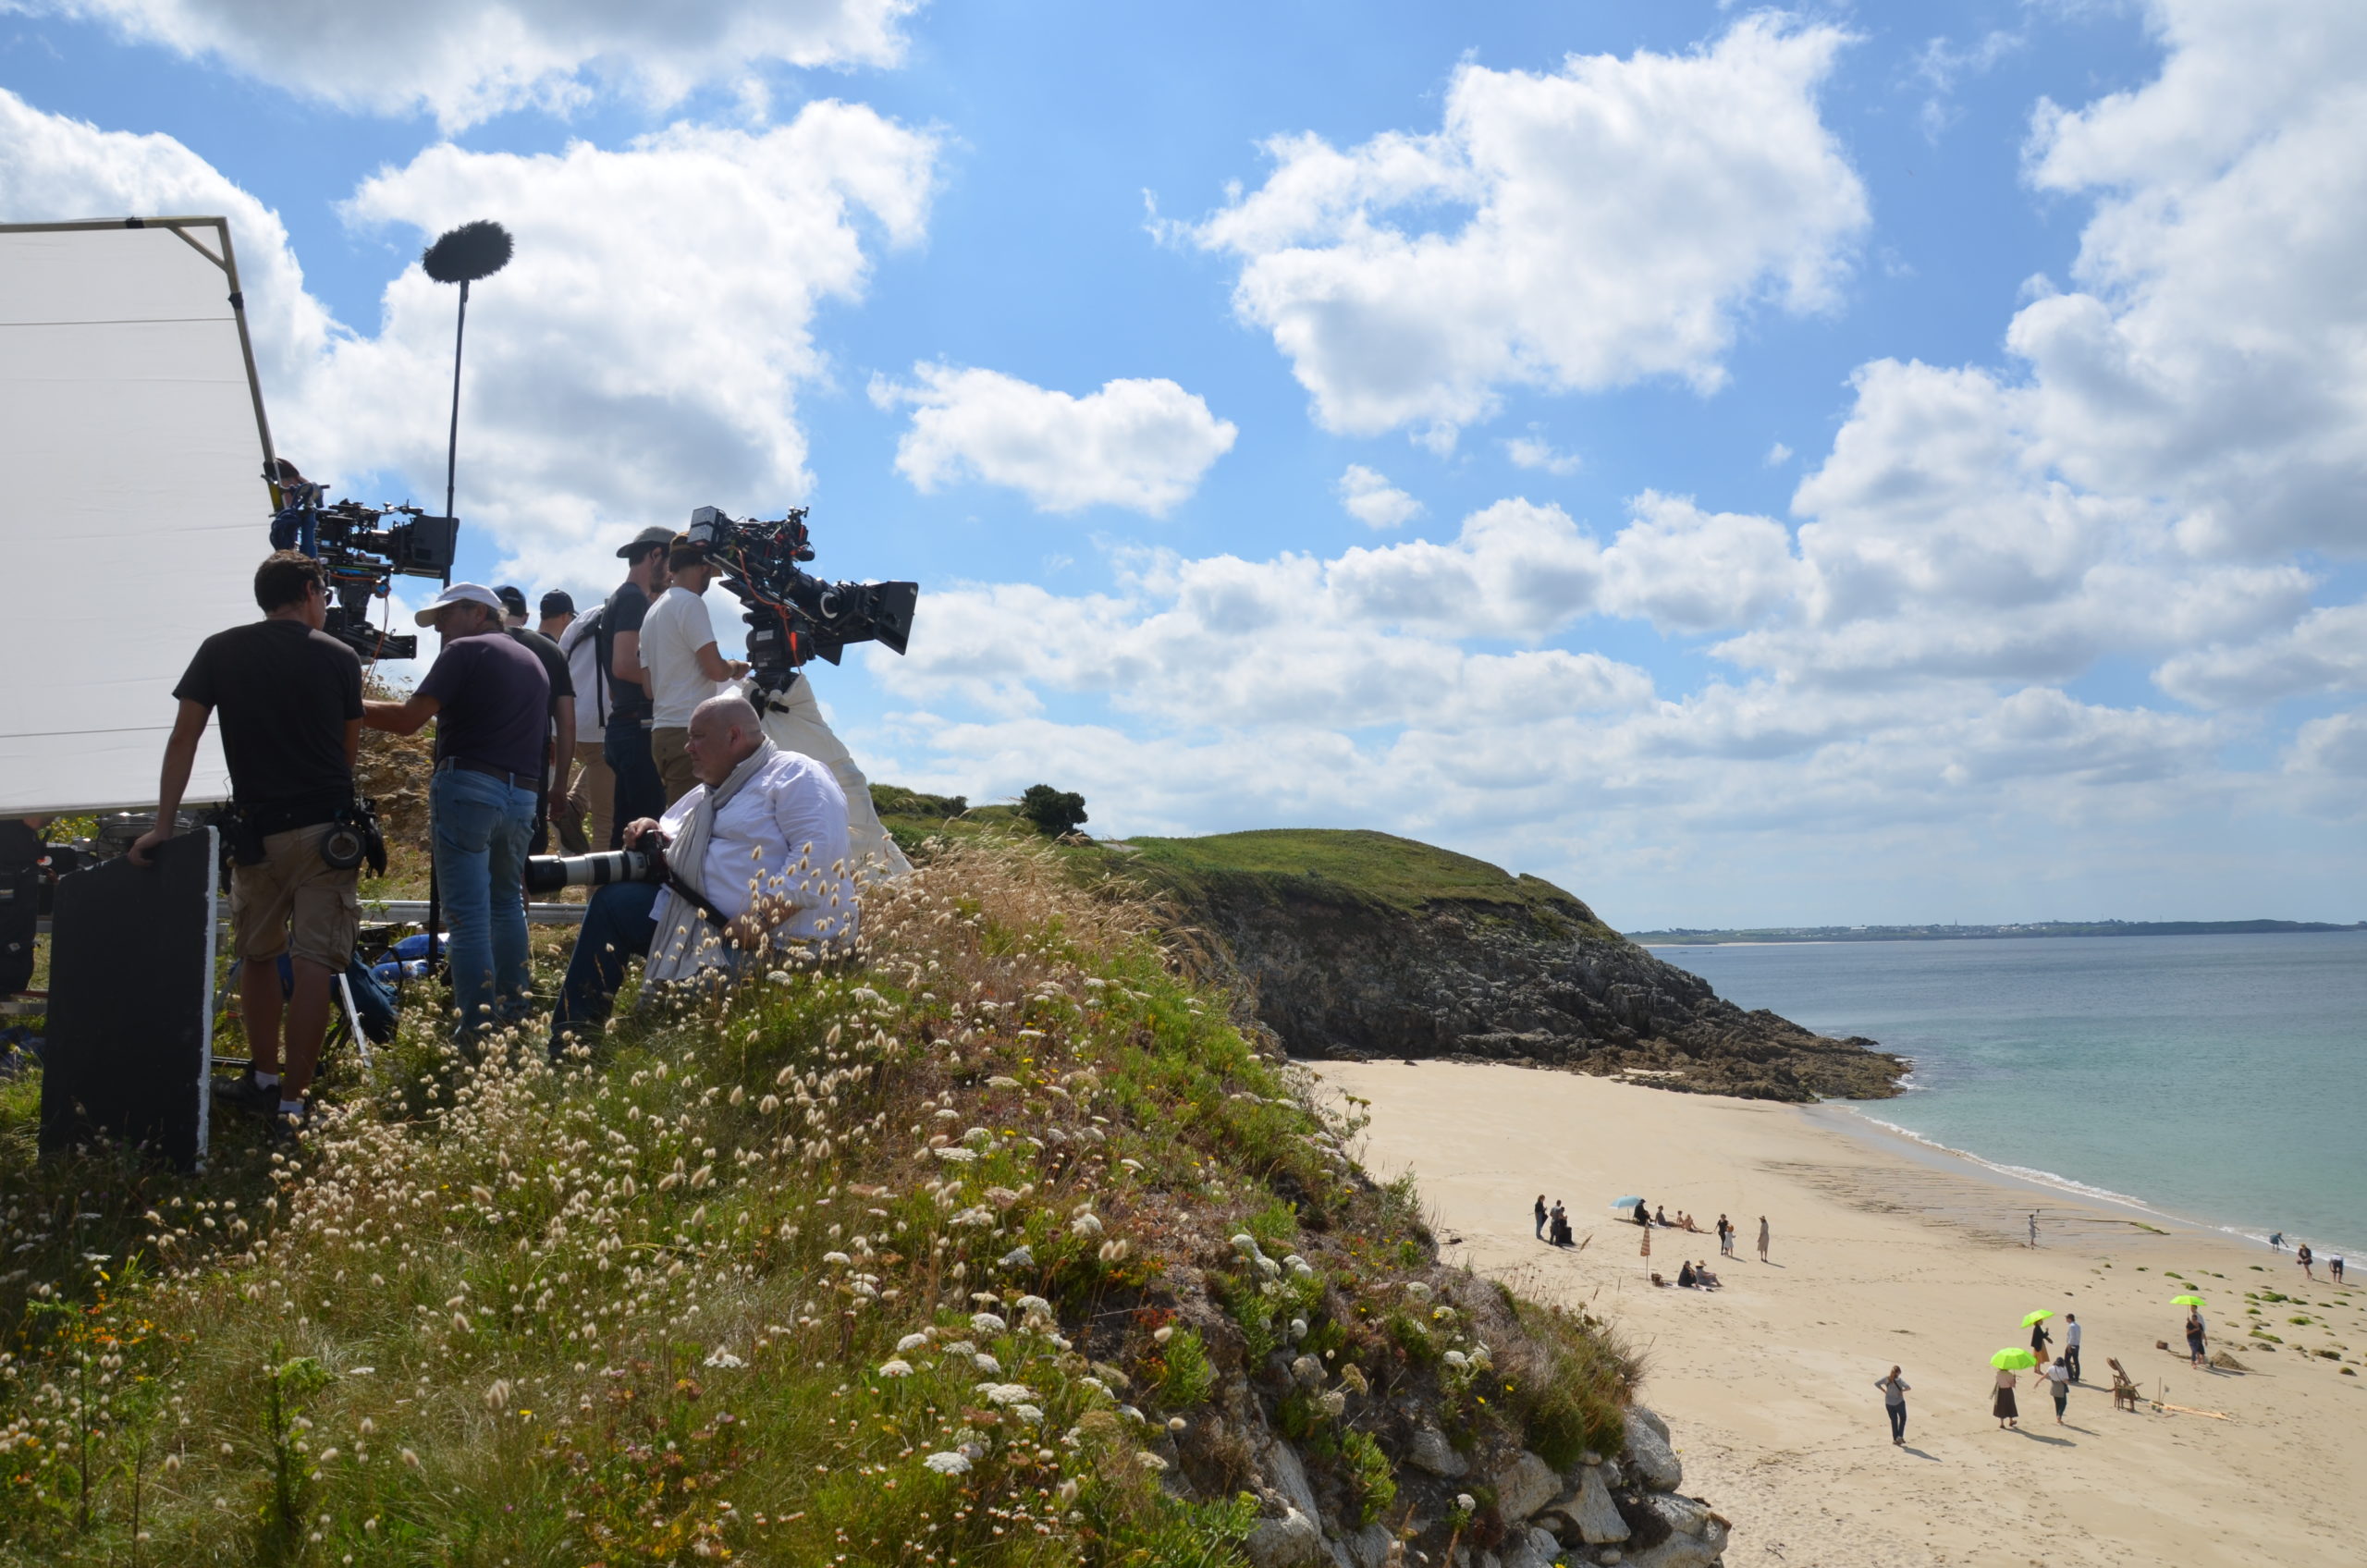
1757,1216,1771,1262
1874,1366,1910,1445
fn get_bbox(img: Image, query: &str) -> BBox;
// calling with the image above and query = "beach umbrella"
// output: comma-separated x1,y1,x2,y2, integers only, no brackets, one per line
1610,1196,1642,1211
2021,1309,2054,1327
2172,1294,2206,1306
1991,1348,2038,1370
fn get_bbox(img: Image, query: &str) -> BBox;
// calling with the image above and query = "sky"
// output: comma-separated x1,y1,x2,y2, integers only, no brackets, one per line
3,0,2363,928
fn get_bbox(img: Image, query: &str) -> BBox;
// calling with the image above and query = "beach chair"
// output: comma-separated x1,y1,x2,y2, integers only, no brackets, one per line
2107,1358,2142,1412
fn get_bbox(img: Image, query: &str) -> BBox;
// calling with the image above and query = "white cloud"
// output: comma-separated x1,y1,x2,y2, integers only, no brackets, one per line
18,0,917,129
0,91,941,602
2154,602,2367,708
1504,435,1582,475
1336,465,1422,529
1764,441,1793,466
874,364,1235,516
1183,15,1868,439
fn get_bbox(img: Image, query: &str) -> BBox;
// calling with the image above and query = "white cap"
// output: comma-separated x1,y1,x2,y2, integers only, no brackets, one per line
413,582,505,627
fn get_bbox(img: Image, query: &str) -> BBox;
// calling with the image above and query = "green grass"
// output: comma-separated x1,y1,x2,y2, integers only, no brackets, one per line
1122,828,1617,932
0,836,1637,1566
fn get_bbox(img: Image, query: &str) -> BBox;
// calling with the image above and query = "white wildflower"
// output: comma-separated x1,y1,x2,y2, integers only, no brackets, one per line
1404,1281,1432,1302
999,1245,1035,1269
1016,1294,1052,1317
703,1349,746,1370
1013,1403,1044,1425
897,1333,932,1354
974,1354,1002,1374
1070,1213,1104,1239
923,1451,971,1476
1136,1451,1168,1471
971,1311,1008,1335
877,1359,914,1378
931,1148,977,1165
978,1382,1037,1406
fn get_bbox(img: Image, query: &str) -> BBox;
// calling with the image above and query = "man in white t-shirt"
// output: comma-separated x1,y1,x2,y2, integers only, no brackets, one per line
641,534,748,804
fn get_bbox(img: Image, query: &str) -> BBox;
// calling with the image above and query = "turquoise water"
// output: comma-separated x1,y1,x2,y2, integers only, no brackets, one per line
1652,934,2367,1256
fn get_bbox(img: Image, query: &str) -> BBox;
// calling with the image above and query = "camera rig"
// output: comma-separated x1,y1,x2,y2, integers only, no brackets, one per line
268,472,458,661
685,506,917,696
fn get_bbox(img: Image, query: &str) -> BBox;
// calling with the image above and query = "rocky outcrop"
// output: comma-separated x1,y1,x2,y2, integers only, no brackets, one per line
1234,1407,1729,1568
1141,837,1904,1101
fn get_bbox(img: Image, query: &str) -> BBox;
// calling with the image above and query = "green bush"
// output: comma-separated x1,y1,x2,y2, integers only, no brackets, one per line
1018,784,1088,837
1338,1428,1396,1525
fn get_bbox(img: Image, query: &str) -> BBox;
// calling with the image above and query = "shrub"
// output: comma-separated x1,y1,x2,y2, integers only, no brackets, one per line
1338,1427,1396,1525
1018,784,1089,837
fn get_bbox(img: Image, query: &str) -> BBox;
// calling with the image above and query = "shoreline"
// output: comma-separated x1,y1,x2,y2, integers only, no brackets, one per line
1312,1059,2367,1568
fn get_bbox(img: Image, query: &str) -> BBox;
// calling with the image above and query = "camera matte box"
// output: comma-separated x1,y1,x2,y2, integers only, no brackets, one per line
39,827,218,1170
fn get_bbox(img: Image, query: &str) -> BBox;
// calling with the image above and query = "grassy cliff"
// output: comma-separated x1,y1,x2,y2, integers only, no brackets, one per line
0,839,1646,1566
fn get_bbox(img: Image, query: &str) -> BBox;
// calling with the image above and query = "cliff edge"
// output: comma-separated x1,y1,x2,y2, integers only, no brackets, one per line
1118,828,1904,1102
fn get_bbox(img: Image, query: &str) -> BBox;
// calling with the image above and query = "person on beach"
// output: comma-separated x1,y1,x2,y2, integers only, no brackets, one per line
1655,1205,1671,1228
2064,1314,2082,1382
2269,1231,2285,1252
2029,1210,2040,1248
1632,1196,1650,1228
1694,1259,1721,1289
1677,1259,1698,1289
2298,1243,2315,1280
1550,1201,1571,1247
1757,1216,1771,1262
2030,1317,2054,1359
1535,1194,1548,1241
2333,1252,2346,1284
1718,1214,1734,1256
1876,1367,1910,1444
2186,1306,2207,1368
2039,1355,2071,1425
1993,1364,2019,1429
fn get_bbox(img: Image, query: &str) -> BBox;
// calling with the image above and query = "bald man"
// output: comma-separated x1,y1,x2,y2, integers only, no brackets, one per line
547,693,853,1055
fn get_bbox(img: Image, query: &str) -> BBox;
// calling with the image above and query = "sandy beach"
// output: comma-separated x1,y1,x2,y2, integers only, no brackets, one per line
1311,1061,2367,1568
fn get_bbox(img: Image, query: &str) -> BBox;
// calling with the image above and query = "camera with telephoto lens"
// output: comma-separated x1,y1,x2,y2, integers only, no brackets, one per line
267,466,459,661
683,506,917,697
522,846,667,897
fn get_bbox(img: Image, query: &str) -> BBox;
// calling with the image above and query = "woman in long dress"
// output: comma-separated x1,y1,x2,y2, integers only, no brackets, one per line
1757,1216,1771,1262
1993,1365,2019,1429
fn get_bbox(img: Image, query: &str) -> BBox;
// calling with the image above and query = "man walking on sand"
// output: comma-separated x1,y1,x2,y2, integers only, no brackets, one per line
2064,1314,2082,1382
1757,1216,1771,1262
1535,1194,1548,1241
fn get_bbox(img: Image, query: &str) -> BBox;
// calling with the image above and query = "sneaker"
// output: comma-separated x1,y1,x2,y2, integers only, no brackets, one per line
269,1102,311,1142
211,1071,282,1114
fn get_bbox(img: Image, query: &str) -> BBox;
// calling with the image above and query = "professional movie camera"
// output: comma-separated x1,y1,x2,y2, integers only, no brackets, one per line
267,464,458,661
684,506,917,695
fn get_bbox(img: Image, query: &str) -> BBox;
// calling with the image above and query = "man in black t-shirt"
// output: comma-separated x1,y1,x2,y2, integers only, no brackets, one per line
129,550,362,1131
599,527,673,846
366,582,550,1041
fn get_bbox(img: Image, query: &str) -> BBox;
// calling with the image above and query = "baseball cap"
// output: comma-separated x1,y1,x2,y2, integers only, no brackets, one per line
539,589,575,617
667,532,710,569
495,585,529,618
412,582,505,627
617,525,675,559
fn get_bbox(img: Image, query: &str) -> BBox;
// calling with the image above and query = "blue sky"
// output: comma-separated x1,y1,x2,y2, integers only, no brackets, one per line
4,0,2363,926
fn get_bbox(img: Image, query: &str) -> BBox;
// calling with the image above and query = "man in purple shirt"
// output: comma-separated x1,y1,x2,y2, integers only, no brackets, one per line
364,583,549,1041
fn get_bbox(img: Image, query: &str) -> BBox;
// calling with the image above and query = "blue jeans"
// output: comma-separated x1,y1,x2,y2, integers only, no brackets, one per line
430,766,537,1039
1886,1402,1907,1441
548,880,662,1054
604,717,665,850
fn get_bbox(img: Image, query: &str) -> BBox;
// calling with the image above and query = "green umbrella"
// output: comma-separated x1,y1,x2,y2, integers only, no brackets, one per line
1991,1348,2038,1370
2021,1310,2054,1327
2172,1294,2206,1306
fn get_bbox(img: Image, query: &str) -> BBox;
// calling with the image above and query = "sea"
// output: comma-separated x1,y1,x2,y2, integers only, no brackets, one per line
1651,933,2367,1258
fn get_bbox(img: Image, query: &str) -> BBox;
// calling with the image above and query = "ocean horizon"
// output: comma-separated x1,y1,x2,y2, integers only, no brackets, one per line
1656,931,2367,1260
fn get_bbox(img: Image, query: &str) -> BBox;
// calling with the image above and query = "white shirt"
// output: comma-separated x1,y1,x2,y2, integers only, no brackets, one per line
651,747,854,947
641,584,727,726
2066,1321,2081,1346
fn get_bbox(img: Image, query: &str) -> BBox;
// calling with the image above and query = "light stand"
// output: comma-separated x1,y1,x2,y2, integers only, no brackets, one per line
418,219,513,980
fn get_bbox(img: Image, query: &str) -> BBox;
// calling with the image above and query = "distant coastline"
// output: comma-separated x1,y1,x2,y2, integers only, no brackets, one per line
1629,917,2367,945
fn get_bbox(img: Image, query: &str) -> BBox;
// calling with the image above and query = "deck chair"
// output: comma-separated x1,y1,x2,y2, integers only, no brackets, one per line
2107,1358,2142,1412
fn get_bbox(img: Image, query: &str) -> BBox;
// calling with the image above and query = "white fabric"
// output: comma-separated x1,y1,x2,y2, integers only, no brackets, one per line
0,223,271,815
641,583,726,726
559,611,609,728
2066,1321,2081,1346
644,743,854,978
754,674,914,878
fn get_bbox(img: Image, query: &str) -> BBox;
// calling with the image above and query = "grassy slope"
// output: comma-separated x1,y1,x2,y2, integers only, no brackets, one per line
0,839,1632,1566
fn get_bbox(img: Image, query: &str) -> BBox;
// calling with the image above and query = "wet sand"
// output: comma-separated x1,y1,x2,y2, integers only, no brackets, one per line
1311,1060,2367,1568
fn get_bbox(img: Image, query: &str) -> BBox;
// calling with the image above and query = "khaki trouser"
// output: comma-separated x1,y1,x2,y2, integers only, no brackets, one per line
229,823,360,969
570,740,613,851
652,726,696,811
756,677,913,879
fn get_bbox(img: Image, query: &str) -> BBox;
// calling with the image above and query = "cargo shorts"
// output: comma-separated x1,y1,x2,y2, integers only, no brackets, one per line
229,823,360,970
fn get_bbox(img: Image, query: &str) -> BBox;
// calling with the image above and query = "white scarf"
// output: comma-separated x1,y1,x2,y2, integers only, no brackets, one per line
644,739,777,986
